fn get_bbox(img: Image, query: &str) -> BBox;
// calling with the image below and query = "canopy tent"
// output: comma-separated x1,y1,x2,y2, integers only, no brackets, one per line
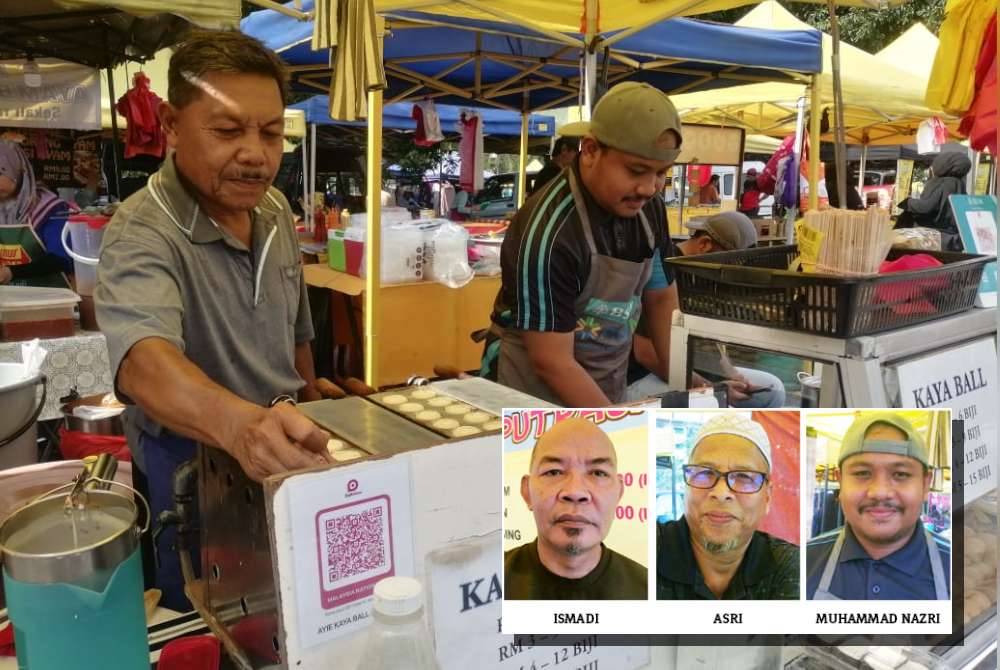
242,0,829,388
242,0,822,113
314,0,909,36
746,133,783,154
671,2,949,147
290,96,557,137
0,0,237,69
817,141,969,162
876,22,940,79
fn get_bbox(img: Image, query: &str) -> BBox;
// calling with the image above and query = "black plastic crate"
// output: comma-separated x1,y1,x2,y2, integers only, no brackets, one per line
665,245,993,338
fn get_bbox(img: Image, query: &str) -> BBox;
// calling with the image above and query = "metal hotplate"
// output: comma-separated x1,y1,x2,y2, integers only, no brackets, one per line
298,396,443,456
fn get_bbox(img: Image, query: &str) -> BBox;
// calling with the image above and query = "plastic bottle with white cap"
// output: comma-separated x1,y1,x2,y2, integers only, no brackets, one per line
355,576,442,670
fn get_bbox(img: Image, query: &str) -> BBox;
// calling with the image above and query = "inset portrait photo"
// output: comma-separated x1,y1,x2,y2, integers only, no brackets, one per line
655,411,801,600
502,410,649,601
805,410,952,601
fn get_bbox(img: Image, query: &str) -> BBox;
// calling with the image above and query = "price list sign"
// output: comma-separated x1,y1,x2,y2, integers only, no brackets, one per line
897,338,997,504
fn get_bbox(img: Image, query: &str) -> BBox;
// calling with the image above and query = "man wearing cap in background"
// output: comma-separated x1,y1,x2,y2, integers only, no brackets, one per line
479,82,682,407
625,211,786,408
807,412,949,600
506,418,647,600
657,414,799,600
528,136,579,196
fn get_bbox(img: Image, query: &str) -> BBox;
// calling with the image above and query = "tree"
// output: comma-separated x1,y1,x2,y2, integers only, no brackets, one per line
382,135,457,176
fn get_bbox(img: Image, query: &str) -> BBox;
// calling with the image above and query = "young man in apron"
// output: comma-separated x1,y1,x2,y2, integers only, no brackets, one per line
806,412,950,600
480,82,682,407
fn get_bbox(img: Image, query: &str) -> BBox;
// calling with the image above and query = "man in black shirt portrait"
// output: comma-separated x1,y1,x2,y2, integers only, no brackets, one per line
657,414,799,600
505,417,647,600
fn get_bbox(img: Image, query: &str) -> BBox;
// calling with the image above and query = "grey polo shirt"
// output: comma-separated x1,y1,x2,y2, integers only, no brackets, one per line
95,154,313,464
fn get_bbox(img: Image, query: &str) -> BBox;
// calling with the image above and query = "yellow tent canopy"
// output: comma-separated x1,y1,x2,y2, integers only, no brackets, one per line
672,1,949,146
876,22,939,79
370,0,912,35
56,0,240,30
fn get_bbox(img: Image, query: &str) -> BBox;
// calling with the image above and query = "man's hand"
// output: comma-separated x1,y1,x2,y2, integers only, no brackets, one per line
225,402,332,482
720,378,751,403
0,266,12,284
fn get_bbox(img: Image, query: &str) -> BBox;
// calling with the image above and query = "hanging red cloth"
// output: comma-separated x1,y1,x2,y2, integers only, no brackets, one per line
960,12,998,155
115,72,166,159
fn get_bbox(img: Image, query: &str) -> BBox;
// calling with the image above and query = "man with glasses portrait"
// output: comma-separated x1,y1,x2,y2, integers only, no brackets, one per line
656,414,800,600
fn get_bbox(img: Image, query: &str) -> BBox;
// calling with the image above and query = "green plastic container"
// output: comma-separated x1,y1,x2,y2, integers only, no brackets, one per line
0,485,150,670
329,231,347,272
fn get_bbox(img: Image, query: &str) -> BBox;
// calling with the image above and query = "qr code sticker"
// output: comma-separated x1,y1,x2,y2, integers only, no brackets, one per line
315,495,393,608
325,505,386,582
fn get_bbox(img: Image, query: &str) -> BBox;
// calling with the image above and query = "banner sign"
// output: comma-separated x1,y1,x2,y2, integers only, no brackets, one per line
0,58,101,130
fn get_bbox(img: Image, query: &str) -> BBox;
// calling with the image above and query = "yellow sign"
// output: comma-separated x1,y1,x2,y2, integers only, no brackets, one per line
284,109,306,138
975,159,991,195
894,159,914,213
794,220,824,272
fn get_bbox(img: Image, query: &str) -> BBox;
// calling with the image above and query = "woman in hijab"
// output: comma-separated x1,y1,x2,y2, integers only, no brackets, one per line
897,153,972,251
0,140,73,287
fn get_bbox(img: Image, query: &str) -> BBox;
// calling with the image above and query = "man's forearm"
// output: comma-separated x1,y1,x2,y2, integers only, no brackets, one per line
643,288,677,383
294,340,321,402
535,359,611,407
118,337,260,451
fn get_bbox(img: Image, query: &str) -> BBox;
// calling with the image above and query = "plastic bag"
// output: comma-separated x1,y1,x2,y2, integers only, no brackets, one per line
892,227,942,251
424,221,474,288
58,426,130,461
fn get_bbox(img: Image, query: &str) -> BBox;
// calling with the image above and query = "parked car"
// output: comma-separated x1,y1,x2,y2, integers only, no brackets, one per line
862,169,895,209
470,171,540,218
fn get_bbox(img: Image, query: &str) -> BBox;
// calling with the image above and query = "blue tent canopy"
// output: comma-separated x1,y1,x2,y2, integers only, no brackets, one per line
241,1,822,111
290,96,556,136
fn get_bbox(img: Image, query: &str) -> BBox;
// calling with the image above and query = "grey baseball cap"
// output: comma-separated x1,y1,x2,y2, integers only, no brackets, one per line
558,82,683,163
838,412,930,469
686,211,758,251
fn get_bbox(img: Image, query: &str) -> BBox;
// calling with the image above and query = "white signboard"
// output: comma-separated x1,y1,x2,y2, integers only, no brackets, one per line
896,338,998,504
0,59,101,130
286,458,414,649
426,531,651,670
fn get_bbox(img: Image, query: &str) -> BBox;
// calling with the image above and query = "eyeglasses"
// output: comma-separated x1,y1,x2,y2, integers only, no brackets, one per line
682,465,768,493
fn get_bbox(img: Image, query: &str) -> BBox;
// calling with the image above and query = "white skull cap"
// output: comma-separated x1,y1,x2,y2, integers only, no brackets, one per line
693,413,772,470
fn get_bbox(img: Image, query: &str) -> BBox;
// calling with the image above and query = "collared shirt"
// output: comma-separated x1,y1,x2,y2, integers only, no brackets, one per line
95,154,313,465
806,523,951,600
656,516,800,600
504,539,647,600
490,160,675,334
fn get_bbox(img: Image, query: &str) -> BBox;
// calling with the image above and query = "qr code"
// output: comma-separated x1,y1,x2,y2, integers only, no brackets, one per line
316,495,393,602
324,506,385,582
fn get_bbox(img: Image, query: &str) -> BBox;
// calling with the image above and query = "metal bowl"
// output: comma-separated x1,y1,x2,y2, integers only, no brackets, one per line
61,393,125,436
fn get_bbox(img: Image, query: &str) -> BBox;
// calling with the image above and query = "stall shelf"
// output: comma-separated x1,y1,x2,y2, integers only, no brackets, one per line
668,308,997,407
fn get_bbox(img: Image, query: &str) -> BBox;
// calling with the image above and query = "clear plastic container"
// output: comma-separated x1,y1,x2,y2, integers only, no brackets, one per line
61,214,109,296
0,286,79,341
355,577,441,670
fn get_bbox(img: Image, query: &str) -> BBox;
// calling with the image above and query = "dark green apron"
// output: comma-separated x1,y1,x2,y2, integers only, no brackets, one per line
497,168,654,404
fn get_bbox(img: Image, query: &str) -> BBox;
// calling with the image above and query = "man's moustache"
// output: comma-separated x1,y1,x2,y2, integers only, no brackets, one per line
859,502,903,512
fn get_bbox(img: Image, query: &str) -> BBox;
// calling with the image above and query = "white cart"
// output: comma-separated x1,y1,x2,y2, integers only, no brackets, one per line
668,308,998,407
